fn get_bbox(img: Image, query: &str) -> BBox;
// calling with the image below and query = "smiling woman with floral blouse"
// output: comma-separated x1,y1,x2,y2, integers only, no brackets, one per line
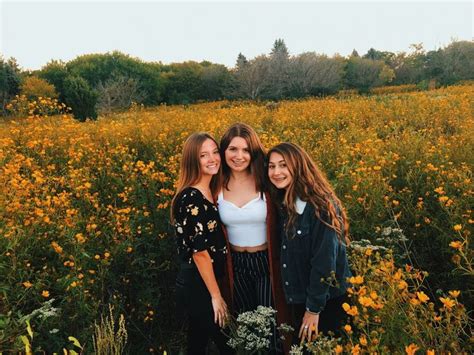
171,132,233,354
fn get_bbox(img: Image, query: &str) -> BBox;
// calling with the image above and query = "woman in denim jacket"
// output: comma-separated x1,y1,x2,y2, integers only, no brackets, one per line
267,142,352,344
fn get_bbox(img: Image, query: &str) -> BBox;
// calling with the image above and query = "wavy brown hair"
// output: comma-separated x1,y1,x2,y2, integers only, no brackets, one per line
170,132,221,222
268,142,350,244
220,122,267,192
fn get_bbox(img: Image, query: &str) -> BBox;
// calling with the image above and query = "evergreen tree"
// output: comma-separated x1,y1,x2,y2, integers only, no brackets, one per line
63,76,98,121
235,53,248,70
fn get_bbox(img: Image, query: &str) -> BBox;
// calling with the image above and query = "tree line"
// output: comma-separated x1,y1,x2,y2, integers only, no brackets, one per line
1,39,473,120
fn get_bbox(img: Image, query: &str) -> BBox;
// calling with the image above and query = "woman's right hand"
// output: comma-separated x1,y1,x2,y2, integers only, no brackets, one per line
211,295,228,327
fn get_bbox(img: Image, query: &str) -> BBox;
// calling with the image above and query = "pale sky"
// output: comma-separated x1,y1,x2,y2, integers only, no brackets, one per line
1,0,472,70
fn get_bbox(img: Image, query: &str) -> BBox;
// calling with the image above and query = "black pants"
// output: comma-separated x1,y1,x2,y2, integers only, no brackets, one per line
232,250,272,313
289,293,349,341
232,250,280,353
176,268,234,355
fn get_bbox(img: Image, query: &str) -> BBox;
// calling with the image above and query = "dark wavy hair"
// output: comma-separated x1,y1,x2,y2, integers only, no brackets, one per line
220,122,267,192
268,142,350,244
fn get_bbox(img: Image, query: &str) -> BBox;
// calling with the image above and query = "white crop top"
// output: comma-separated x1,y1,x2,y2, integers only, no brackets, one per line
217,191,267,247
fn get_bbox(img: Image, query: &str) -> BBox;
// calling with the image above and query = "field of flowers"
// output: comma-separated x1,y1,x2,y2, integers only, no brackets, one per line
0,85,472,353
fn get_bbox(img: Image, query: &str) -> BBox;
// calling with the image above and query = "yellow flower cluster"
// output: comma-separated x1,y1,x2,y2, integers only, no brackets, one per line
0,85,472,352
5,94,71,119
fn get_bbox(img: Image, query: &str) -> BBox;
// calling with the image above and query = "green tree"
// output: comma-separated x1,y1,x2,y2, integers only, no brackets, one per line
38,60,69,101
161,61,203,104
440,40,474,84
199,64,234,101
66,52,165,105
0,56,21,114
63,76,98,121
344,57,394,93
235,53,248,71
266,39,290,99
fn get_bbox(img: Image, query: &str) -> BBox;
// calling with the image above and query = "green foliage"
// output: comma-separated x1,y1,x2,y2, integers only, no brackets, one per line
66,51,165,105
38,60,68,102
0,56,22,114
344,57,393,93
63,76,98,121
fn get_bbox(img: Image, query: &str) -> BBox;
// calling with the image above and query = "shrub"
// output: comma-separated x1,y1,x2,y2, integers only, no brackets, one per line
63,76,98,121
20,76,58,100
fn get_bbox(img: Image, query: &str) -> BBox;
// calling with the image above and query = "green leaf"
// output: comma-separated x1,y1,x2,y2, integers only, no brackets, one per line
68,336,83,349
26,319,33,339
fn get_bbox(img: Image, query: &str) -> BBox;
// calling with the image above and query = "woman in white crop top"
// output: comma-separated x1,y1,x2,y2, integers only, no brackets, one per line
218,123,289,353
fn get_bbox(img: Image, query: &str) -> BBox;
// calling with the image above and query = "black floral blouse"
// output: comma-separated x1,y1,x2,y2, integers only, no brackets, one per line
174,187,227,275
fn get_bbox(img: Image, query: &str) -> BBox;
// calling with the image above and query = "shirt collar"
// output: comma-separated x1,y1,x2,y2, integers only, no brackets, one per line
295,197,307,215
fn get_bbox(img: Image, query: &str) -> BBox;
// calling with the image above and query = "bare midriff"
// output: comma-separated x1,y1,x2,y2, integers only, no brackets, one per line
230,243,268,253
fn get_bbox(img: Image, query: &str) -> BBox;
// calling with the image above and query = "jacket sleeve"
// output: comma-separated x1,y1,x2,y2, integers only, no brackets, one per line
305,215,339,313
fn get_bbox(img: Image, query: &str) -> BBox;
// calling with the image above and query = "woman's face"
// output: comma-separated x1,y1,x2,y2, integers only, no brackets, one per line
268,152,292,189
225,137,251,173
199,138,221,176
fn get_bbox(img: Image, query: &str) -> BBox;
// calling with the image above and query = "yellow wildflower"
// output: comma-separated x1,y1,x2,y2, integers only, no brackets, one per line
453,224,462,231
351,344,361,355
449,241,463,250
405,343,419,355
75,233,86,244
348,275,364,285
23,281,33,288
51,241,63,254
398,280,408,290
439,297,455,309
359,296,375,308
448,290,460,298
41,290,50,298
416,291,429,303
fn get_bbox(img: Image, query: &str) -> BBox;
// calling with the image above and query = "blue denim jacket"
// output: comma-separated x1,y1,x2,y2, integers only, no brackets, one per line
278,202,351,313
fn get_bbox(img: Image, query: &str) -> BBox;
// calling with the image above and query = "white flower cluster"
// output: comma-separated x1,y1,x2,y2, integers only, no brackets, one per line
21,298,60,321
227,306,277,352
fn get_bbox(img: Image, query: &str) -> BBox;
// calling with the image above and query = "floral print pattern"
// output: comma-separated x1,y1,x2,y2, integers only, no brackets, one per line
174,187,227,267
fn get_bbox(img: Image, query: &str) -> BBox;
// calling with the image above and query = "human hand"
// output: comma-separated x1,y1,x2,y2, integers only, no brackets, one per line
299,311,319,343
211,295,228,328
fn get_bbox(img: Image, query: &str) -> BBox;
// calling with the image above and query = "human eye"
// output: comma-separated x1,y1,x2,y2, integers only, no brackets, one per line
268,164,275,169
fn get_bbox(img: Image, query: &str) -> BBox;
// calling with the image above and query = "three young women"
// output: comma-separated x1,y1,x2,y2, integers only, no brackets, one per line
267,142,351,343
172,128,351,353
171,132,233,354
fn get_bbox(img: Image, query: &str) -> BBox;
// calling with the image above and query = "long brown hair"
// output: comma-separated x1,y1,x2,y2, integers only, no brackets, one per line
170,132,221,222
268,142,350,244
220,122,267,192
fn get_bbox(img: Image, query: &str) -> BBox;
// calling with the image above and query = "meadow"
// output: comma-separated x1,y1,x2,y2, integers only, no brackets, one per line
0,85,472,353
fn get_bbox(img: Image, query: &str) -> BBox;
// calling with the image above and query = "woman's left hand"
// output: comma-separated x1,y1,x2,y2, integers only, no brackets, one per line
299,311,319,342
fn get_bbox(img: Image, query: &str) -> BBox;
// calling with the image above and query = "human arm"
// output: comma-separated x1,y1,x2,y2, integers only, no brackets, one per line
175,189,228,327
193,251,228,327
301,215,339,338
